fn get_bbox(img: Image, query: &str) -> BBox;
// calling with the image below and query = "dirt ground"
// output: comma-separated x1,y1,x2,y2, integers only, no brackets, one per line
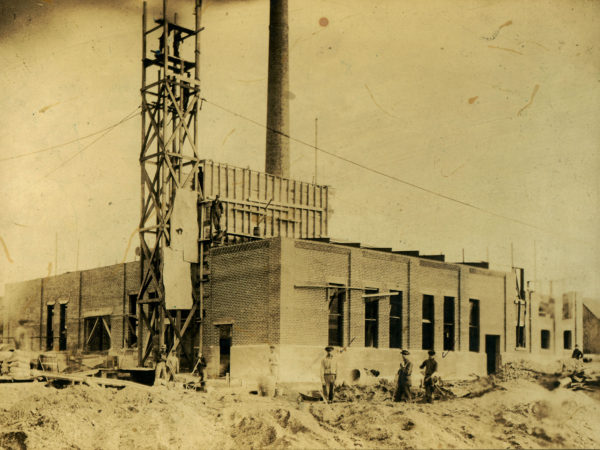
0,367,599,449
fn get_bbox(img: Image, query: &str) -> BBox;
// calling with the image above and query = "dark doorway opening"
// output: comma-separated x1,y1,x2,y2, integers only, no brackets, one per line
218,324,232,377
485,334,501,374
59,304,67,351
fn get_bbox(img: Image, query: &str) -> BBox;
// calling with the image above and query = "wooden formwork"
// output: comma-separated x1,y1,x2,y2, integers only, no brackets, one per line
199,160,330,241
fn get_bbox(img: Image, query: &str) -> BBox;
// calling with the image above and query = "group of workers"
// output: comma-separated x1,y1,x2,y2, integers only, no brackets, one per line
320,346,439,403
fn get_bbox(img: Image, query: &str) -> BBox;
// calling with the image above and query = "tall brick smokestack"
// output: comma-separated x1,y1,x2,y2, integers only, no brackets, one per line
265,0,290,178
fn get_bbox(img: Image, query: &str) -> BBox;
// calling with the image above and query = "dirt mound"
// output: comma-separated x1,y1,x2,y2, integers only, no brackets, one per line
0,377,598,449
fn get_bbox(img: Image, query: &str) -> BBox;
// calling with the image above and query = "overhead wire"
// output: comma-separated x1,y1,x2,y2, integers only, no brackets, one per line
201,97,551,233
36,106,140,182
0,106,141,163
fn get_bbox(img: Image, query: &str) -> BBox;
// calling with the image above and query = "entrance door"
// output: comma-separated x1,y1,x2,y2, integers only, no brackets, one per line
218,325,232,377
485,335,501,374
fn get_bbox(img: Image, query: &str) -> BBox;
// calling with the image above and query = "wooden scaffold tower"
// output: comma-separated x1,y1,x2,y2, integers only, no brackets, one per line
136,0,205,369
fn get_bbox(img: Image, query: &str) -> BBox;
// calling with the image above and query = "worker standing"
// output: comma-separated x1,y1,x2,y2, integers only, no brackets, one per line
419,350,438,403
320,346,337,402
394,350,413,402
154,345,168,386
166,350,180,383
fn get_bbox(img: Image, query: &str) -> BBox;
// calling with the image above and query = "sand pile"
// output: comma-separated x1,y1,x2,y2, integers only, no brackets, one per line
0,374,599,449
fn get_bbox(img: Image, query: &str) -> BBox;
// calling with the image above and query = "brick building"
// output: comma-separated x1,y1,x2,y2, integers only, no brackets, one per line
4,235,582,383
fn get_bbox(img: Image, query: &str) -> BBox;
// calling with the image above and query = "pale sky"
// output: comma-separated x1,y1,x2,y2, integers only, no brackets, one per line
0,0,599,297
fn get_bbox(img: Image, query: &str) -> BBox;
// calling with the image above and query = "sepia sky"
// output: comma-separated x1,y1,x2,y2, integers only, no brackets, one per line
0,0,598,297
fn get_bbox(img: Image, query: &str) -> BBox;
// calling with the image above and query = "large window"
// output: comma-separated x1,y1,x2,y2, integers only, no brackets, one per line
541,330,551,349
364,289,379,348
84,316,111,352
389,291,402,349
328,285,345,347
422,294,434,350
516,299,526,348
443,296,455,351
563,330,572,349
469,299,480,352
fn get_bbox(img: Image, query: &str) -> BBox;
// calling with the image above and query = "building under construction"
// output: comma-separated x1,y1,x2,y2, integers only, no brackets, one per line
0,0,590,384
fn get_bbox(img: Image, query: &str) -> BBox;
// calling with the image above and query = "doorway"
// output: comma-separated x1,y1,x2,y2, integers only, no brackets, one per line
217,324,232,377
485,335,501,374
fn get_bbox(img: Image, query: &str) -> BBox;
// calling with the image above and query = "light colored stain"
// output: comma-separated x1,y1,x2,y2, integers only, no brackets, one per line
222,128,236,146
482,20,513,41
364,84,402,120
0,236,14,263
488,45,523,55
121,227,139,264
47,262,53,276
517,84,540,116
319,17,329,27
468,96,479,104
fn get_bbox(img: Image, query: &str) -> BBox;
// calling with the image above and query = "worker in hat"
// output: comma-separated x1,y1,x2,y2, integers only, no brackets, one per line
320,346,338,402
394,350,413,402
419,350,438,403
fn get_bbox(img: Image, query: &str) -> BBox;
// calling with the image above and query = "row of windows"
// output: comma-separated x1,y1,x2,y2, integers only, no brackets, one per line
540,329,573,350
327,288,481,352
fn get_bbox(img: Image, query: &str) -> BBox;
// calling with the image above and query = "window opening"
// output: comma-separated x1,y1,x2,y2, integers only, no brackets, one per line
389,291,402,349
364,288,379,348
59,303,67,351
328,284,345,347
541,330,551,349
422,294,434,350
443,296,455,351
84,316,111,352
469,299,480,352
563,330,572,349
46,304,54,351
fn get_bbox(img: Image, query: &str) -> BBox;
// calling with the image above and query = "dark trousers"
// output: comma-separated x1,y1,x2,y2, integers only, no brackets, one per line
424,378,434,403
394,379,412,402
322,374,336,401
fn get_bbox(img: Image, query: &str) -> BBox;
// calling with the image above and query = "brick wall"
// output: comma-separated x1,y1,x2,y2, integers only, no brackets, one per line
206,240,280,375
2,262,140,354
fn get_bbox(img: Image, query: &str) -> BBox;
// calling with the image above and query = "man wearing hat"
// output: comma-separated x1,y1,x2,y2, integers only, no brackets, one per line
394,350,413,402
419,350,438,403
320,346,338,402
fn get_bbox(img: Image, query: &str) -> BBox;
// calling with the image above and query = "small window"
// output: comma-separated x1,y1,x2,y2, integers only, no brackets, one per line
563,330,572,349
541,330,551,349
364,289,379,348
84,316,111,352
469,299,480,352
328,285,345,347
443,296,455,351
389,291,402,349
422,294,434,350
